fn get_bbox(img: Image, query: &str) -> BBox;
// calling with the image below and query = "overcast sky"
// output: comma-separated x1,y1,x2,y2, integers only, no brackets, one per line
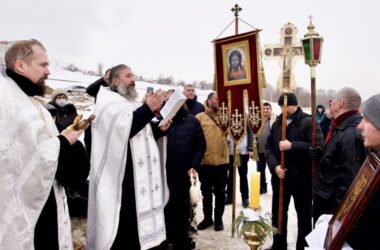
1,0,378,100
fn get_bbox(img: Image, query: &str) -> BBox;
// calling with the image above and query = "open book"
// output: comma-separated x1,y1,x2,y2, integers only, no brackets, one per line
159,89,186,127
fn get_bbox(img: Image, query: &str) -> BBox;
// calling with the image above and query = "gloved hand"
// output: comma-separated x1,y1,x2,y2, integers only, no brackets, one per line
309,146,322,160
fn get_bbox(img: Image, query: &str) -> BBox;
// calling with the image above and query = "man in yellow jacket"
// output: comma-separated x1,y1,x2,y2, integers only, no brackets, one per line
196,92,229,231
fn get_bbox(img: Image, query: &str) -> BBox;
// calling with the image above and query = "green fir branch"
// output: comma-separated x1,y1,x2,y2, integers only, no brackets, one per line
235,210,277,245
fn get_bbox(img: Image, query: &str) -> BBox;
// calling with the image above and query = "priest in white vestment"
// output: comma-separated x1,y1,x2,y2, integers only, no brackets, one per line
87,64,170,250
0,40,89,249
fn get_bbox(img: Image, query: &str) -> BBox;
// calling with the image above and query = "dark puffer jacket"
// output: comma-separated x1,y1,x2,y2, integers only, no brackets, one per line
315,112,367,208
185,95,205,116
48,101,78,132
266,107,324,189
166,107,206,184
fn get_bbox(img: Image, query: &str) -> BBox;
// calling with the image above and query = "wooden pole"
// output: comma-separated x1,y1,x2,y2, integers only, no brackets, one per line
231,147,238,237
278,94,288,235
310,66,317,228
310,66,317,182
230,3,242,237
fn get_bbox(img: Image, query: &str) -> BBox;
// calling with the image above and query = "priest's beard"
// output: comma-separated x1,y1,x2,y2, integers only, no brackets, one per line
34,77,48,96
210,104,218,113
117,84,138,100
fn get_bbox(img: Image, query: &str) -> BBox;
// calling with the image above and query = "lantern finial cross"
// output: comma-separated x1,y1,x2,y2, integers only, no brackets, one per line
308,15,313,25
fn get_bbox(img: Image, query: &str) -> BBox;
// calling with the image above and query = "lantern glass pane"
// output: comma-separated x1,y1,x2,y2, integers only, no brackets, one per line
302,39,311,62
313,38,321,61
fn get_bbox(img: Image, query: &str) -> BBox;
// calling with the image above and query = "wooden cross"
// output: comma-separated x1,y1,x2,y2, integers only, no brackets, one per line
231,4,242,17
264,23,304,92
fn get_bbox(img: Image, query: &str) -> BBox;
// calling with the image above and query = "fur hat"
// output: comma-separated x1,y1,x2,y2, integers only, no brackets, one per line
51,88,68,101
362,93,380,131
278,93,298,106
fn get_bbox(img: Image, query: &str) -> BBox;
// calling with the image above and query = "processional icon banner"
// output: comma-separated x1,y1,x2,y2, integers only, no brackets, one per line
213,30,264,148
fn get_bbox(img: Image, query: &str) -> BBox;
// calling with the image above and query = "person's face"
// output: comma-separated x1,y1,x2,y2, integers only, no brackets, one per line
184,86,195,99
279,105,297,116
104,70,111,84
263,105,272,119
55,94,67,101
231,54,240,68
115,68,135,88
329,96,343,118
358,117,380,151
16,45,50,85
208,94,219,110
317,107,323,113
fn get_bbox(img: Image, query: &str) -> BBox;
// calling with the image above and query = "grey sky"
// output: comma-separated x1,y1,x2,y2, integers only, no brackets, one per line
1,0,378,99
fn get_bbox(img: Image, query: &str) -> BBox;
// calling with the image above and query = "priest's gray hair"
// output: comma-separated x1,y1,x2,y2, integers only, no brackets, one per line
109,64,131,91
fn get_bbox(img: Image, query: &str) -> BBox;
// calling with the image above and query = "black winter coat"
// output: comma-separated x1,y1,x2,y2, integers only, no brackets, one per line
315,112,367,208
166,108,206,185
48,101,78,132
86,77,107,100
265,107,324,189
185,95,205,116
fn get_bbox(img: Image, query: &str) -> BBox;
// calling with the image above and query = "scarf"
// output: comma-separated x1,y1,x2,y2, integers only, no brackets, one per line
324,110,358,144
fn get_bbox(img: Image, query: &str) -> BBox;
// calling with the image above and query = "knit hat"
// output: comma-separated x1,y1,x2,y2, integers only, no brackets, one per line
362,93,380,131
278,93,298,106
51,88,68,101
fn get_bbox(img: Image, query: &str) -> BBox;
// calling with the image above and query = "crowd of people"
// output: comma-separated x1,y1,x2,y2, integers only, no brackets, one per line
1,39,379,250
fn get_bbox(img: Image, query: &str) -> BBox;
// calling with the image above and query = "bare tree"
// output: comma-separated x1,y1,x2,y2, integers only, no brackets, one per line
177,80,186,87
199,80,207,89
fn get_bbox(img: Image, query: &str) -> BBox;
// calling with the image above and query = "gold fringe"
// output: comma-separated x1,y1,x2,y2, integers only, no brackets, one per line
252,135,260,161
222,135,229,158
233,145,241,167
260,66,267,88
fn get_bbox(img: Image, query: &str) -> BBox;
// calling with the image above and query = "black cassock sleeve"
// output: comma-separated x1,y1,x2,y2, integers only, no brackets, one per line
129,103,160,138
35,136,90,249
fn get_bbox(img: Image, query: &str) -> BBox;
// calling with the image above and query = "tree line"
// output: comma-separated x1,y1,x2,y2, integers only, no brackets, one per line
262,83,336,109
61,62,335,109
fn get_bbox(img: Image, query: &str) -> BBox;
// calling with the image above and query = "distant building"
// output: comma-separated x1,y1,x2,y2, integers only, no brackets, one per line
203,83,213,90
0,41,14,65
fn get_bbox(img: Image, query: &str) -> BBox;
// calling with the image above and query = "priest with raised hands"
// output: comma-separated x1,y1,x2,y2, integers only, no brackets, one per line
87,64,171,250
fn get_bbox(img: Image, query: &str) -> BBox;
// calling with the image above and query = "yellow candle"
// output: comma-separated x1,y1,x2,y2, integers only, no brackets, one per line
250,172,260,209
